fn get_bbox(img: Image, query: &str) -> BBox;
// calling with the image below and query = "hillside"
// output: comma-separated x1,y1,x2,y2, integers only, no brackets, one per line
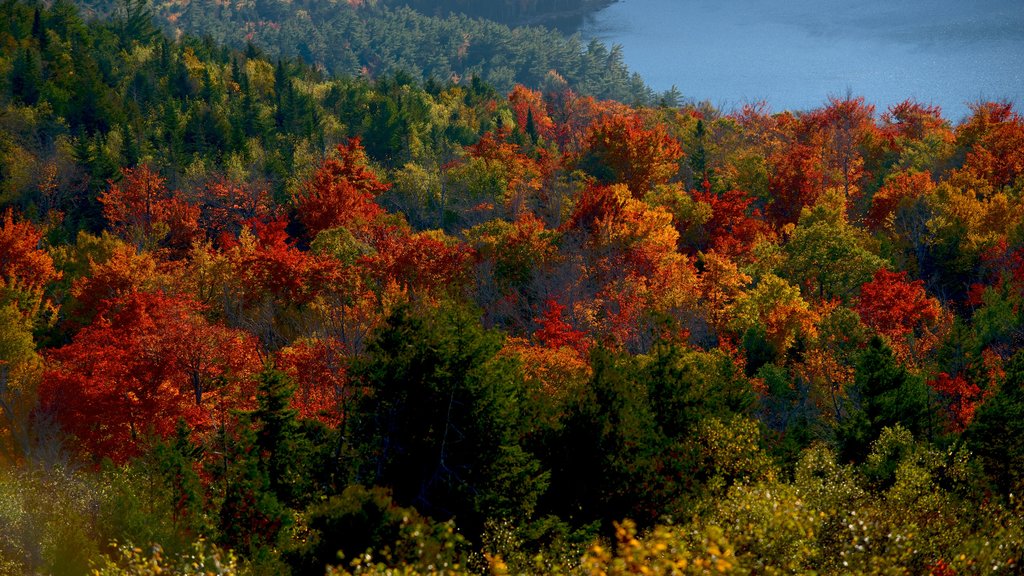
78,0,658,104
2,0,1024,574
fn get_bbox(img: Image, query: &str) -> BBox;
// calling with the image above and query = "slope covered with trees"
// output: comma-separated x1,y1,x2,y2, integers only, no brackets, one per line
78,0,659,104
3,0,1024,574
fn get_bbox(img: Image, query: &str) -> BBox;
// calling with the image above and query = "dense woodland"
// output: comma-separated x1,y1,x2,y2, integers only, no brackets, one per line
375,0,616,27
80,0,659,105
3,0,1024,574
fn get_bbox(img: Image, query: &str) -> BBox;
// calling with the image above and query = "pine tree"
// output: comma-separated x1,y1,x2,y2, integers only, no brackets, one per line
252,366,311,506
836,336,933,462
966,350,1024,496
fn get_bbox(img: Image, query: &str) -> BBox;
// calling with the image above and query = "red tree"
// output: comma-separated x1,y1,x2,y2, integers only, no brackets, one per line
229,217,341,306
99,166,201,252
855,268,943,362
577,113,683,197
40,291,258,462
292,138,389,237
927,372,984,432
0,209,60,318
866,170,935,230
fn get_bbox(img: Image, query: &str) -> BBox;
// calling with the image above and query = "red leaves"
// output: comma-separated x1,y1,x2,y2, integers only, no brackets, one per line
856,269,944,362
40,291,258,462
533,298,589,354
100,166,201,252
193,178,275,242
693,188,772,258
508,85,555,141
231,217,341,306
466,129,545,210
927,372,983,432
292,137,388,237
578,113,683,197
276,338,348,426
564,183,628,234
767,143,824,227
0,210,59,318
866,170,935,230
364,226,473,296
955,102,1024,189
882,99,951,143
0,210,57,290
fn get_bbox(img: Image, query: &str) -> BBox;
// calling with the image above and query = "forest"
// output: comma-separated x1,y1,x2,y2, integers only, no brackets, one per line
2,0,1024,574
80,0,659,105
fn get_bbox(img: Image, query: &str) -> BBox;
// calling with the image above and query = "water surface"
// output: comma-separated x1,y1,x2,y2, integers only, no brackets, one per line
581,0,1024,120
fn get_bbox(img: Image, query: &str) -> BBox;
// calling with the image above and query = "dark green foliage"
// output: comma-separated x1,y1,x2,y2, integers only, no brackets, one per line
644,343,754,439
10,48,42,105
84,0,660,104
537,344,755,527
252,366,313,506
284,485,455,574
215,422,290,555
540,348,661,526
348,302,548,536
836,336,934,463
152,420,211,540
966,350,1024,496
742,325,778,376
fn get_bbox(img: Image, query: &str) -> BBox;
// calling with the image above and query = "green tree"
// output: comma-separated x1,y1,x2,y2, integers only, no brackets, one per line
966,350,1024,496
781,190,888,302
836,336,933,462
348,302,548,535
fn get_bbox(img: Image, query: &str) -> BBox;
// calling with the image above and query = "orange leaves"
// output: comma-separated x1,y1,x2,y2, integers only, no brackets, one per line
533,298,590,355
693,188,773,258
866,170,935,230
466,129,544,211
564,183,629,235
882,99,952,144
855,268,945,363
927,372,984,432
276,338,348,426
766,143,824,227
730,274,818,354
0,209,59,319
292,137,388,238
40,291,258,462
67,243,161,327
0,209,57,292
364,226,473,297
954,101,1024,190
99,166,201,252
561,183,698,349
508,85,555,141
578,113,683,197
192,178,275,241
229,218,341,306
697,251,751,334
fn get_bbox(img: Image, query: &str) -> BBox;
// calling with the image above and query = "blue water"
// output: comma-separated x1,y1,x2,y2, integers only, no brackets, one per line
581,0,1024,121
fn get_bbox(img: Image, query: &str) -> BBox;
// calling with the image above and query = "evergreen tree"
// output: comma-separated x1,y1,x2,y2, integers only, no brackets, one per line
836,336,933,462
348,302,547,536
252,366,312,506
966,350,1024,496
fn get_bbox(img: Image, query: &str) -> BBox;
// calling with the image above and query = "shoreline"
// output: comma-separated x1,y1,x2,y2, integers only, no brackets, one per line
503,0,619,32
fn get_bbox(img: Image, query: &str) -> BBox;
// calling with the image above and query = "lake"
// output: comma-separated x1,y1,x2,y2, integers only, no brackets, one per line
579,0,1024,121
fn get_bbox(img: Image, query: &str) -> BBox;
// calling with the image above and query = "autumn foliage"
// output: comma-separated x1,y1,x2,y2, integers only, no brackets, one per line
578,113,684,197
855,268,943,362
292,138,389,237
39,291,258,462
5,10,1024,569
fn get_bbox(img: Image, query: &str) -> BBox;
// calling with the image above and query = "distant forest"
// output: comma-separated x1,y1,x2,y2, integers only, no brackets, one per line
76,0,660,105
378,0,616,27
